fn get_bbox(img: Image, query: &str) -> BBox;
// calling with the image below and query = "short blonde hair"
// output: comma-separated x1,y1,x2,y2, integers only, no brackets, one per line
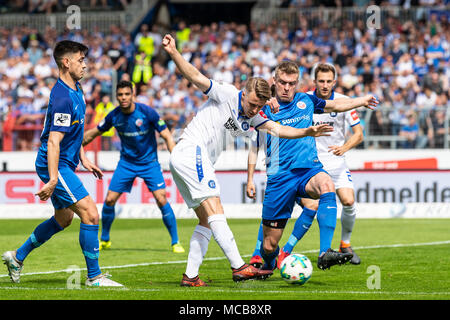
244,77,271,102
274,60,299,79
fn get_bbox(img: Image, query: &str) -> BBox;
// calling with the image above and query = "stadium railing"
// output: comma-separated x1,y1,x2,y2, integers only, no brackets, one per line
251,4,448,29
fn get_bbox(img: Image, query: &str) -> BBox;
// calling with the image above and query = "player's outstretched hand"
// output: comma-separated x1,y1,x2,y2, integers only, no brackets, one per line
81,159,103,180
35,181,57,201
306,124,334,137
267,97,279,114
162,34,177,56
246,180,256,199
362,95,379,110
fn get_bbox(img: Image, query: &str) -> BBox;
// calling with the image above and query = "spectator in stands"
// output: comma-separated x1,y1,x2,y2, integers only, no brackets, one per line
399,112,421,148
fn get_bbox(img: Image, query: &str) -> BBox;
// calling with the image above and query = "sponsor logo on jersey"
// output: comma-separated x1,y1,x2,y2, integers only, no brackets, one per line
296,101,307,109
224,117,239,131
118,129,149,137
313,121,335,127
280,115,310,126
54,113,71,127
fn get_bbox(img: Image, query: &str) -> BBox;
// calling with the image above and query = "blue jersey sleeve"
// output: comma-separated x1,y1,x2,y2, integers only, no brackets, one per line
97,110,114,132
306,94,326,114
145,106,167,132
50,97,73,133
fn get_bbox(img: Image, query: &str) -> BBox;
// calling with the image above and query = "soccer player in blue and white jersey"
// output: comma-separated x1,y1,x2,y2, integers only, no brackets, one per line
1,40,123,287
276,63,364,267
246,60,377,271
82,80,185,254
162,34,334,286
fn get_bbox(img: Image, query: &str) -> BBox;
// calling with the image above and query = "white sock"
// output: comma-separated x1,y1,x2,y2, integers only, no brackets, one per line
185,225,211,279
208,214,245,269
341,204,356,244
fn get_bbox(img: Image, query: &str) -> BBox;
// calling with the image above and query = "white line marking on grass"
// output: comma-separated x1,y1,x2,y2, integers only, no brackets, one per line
1,240,449,279
0,286,450,297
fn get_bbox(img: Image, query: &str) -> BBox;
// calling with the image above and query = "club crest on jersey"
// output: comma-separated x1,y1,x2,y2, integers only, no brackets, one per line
208,180,216,189
296,101,306,109
330,112,337,117
135,118,143,127
241,121,249,131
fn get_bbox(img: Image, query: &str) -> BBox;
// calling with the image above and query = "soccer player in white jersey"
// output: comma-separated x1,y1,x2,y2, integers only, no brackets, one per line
278,63,364,266
162,34,334,286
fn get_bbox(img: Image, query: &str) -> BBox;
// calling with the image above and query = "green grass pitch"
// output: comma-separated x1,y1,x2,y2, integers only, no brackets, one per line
0,218,449,300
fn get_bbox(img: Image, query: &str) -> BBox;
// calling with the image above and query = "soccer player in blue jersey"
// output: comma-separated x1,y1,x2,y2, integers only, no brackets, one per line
82,80,185,253
246,60,378,271
1,40,123,287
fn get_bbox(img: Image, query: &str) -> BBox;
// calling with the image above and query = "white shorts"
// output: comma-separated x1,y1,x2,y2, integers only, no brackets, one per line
169,139,220,209
324,162,355,190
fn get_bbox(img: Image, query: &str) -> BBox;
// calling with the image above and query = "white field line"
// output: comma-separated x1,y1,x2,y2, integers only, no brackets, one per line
0,286,449,296
1,240,449,279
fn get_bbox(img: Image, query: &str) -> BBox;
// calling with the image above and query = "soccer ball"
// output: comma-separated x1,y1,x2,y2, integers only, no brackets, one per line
279,253,313,285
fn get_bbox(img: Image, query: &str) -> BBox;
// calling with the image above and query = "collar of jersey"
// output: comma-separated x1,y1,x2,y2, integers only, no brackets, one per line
58,78,81,93
237,91,249,120
314,89,334,100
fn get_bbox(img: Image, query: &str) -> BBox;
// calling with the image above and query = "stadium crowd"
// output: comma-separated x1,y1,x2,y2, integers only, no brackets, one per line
0,2,448,151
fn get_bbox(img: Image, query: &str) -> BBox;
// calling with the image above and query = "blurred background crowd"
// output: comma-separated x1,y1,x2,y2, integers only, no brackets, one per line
0,0,448,152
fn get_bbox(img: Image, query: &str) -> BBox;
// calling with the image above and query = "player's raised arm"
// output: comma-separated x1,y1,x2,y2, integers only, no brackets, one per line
162,34,211,93
324,94,379,113
258,120,333,139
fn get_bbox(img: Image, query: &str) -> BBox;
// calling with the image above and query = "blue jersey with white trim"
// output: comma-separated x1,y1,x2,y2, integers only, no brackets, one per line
36,78,86,171
97,103,167,165
259,92,326,175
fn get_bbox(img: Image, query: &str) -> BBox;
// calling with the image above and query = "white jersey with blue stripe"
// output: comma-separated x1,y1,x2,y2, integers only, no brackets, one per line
180,80,269,164
308,90,361,169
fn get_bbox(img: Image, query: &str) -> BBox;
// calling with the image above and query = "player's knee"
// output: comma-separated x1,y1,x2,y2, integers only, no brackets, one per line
155,195,168,207
320,180,335,194
104,196,117,207
341,198,354,207
82,208,99,225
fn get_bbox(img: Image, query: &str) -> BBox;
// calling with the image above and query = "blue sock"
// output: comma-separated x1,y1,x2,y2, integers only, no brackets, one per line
160,203,179,245
260,243,279,270
79,223,101,279
283,207,316,254
252,222,264,257
101,204,115,242
16,216,63,262
316,192,337,255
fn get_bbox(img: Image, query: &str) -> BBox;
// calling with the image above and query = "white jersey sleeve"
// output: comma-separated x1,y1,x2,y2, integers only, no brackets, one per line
205,80,238,105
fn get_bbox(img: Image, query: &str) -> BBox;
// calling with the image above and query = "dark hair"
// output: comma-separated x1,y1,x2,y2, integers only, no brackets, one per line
53,40,88,69
314,63,336,80
116,80,134,92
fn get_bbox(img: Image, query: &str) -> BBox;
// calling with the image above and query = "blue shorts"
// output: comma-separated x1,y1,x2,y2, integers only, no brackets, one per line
109,159,165,194
36,165,89,210
262,167,327,221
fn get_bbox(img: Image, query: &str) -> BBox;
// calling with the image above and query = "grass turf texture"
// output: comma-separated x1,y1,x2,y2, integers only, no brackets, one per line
0,218,449,300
